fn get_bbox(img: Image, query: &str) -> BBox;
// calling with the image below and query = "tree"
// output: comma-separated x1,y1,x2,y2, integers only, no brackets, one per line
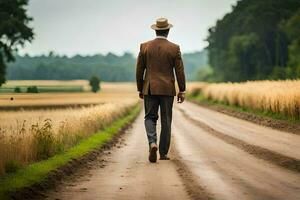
284,8,300,78
89,76,101,93
26,86,38,93
14,86,21,93
0,0,34,86
206,0,300,82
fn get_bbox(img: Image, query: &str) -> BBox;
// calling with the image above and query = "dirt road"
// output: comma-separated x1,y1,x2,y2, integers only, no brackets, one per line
45,102,300,200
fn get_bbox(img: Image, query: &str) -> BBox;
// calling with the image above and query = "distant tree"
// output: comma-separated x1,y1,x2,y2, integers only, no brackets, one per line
0,0,34,86
27,86,38,93
89,76,101,93
14,86,21,93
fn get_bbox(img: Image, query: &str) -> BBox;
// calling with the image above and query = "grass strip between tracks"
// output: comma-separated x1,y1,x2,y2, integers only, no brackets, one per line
0,104,141,200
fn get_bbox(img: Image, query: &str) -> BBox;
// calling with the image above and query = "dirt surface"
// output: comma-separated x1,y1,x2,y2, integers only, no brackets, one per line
178,108,300,172
173,102,300,200
43,102,300,200
190,99,300,135
180,102,300,160
44,114,191,200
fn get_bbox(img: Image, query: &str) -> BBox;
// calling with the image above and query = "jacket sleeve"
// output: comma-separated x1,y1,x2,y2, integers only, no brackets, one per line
136,44,146,92
174,46,186,92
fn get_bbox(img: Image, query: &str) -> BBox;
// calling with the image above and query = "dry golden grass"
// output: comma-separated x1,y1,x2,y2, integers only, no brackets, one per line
190,80,300,119
0,82,137,108
186,82,209,91
0,82,139,175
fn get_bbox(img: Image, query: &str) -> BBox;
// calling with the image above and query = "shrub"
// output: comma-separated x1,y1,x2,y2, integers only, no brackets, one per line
89,76,101,93
14,87,21,93
27,86,39,93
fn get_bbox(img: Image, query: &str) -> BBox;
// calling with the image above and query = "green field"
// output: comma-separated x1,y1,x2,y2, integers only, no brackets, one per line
0,85,84,93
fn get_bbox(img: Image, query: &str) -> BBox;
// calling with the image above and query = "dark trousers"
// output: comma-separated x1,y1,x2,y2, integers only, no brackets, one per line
144,95,174,156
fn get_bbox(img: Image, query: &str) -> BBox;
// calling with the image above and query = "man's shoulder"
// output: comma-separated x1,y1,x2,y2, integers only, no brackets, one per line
166,40,179,49
139,39,179,50
140,39,154,48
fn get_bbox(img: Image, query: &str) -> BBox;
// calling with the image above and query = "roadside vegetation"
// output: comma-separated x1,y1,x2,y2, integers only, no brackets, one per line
188,80,300,121
0,104,141,199
0,82,138,176
0,100,138,176
0,81,140,198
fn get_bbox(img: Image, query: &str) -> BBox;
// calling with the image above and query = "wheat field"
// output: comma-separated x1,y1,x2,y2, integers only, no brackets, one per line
0,82,139,175
189,80,300,119
0,82,136,108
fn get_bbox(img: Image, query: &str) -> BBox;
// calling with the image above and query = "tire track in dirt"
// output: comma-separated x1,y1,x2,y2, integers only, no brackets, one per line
44,112,196,200
177,107,300,173
189,99,300,135
170,148,214,200
172,108,300,200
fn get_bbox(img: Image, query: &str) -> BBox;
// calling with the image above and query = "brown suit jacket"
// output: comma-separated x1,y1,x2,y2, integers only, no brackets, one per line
136,38,186,96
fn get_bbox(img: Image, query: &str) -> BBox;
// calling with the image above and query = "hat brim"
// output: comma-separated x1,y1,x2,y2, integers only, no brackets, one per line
151,24,173,30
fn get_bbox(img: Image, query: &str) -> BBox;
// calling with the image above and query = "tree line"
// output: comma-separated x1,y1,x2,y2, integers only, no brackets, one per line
7,53,136,82
6,51,207,82
0,0,207,86
206,0,300,82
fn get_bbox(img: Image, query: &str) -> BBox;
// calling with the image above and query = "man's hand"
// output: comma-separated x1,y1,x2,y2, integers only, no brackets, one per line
139,92,144,99
177,92,185,103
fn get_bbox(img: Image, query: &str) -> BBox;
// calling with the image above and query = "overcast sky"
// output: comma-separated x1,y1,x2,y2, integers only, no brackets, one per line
20,0,237,56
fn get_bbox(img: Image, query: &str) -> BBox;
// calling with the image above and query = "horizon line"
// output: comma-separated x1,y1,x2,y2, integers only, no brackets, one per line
17,49,207,58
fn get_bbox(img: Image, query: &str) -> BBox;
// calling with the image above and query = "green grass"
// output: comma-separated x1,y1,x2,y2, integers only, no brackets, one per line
187,94,300,123
0,85,84,93
0,104,141,199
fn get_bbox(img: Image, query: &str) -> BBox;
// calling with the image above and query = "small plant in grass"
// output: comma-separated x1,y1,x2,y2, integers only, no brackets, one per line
31,119,56,160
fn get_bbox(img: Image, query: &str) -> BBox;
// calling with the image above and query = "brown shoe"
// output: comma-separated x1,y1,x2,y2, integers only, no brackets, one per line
159,155,170,160
149,143,158,163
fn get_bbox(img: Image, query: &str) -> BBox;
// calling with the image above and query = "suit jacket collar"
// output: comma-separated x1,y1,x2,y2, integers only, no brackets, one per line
156,36,167,40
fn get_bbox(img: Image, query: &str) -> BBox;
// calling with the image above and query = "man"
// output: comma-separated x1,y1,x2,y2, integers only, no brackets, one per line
136,18,186,163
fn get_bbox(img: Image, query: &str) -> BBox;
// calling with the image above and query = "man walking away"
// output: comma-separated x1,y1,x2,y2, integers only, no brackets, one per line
136,18,186,163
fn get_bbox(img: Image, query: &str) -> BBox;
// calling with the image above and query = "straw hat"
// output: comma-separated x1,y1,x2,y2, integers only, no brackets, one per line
151,18,173,30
